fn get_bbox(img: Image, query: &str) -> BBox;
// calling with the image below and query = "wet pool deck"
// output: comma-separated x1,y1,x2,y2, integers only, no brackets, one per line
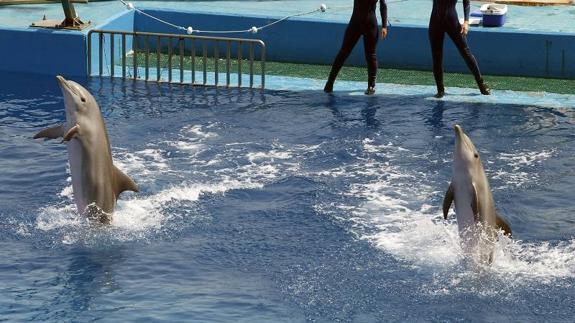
122,63,575,108
0,0,574,34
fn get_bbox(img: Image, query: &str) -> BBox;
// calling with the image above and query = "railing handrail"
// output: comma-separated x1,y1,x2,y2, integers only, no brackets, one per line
87,29,266,89
88,29,266,47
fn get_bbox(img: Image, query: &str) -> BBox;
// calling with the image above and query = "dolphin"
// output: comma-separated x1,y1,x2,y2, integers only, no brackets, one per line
443,125,512,264
34,75,138,224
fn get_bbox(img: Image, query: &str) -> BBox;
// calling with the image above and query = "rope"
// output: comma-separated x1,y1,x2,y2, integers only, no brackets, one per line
255,8,324,32
119,0,187,32
118,1,335,35
118,1,404,35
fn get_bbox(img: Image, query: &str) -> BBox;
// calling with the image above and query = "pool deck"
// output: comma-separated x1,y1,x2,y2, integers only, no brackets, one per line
266,74,575,109
0,0,574,34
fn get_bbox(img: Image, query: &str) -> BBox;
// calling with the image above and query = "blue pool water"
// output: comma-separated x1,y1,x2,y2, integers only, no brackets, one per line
1,73,574,321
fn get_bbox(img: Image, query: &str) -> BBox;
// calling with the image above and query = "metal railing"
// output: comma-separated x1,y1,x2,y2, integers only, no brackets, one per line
87,29,266,89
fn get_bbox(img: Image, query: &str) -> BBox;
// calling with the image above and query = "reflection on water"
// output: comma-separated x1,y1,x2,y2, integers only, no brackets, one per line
33,248,126,321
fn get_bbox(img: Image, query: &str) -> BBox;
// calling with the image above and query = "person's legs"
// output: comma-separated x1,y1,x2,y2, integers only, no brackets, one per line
362,23,379,94
429,20,446,98
325,23,362,93
446,22,490,95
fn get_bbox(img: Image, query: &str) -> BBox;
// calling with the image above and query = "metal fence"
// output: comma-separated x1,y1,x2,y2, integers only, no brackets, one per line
87,29,266,89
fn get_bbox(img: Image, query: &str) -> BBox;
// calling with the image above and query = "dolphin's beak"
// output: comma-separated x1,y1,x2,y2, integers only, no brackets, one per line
56,75,77,97
56,75,70,93
56,75,66,87
454,125,464,139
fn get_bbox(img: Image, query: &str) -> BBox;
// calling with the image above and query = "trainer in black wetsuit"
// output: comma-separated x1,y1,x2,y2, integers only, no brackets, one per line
429,0,490,97
324,0,387,95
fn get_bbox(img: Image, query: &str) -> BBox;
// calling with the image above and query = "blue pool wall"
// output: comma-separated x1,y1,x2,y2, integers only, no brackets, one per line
0,7,573,79
0,10,134,78
0,27,86,77
134,9,574,79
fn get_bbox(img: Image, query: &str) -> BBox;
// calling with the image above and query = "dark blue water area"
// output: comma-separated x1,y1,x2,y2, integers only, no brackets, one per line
1,72,575,322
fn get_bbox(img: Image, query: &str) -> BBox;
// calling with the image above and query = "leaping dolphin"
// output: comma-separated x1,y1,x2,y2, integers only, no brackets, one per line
34,75,138,224
443,125,512,264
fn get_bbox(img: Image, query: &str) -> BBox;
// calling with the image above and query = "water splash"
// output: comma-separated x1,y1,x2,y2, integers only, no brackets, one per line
314,139,575,291
29,122,299,245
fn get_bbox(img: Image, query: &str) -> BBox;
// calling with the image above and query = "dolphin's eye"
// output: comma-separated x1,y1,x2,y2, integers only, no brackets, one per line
474,153,479,158
80,97,86,103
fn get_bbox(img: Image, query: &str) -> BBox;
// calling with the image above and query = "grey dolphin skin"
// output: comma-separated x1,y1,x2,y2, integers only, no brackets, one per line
34,75,138,224
443,125,512,264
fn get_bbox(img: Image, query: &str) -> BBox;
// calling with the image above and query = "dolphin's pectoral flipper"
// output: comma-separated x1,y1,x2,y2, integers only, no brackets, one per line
63,124,80,142
471,183,479,222
34,124,65,140
443,183,454,220
495,212,512,237
113,165,139,198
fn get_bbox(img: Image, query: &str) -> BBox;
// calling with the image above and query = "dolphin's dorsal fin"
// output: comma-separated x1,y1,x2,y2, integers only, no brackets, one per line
495,212,512,237
113,165,139,198
443,183,454,220
33,124,65,140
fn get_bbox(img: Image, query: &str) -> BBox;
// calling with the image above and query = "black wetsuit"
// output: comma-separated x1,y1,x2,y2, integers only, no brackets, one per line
429,0,484,93
326,0,387,89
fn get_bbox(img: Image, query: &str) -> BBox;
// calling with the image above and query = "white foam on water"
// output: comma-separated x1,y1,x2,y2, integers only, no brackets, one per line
491,237,575,280
181,124,219,139
36,203,85,232
343,159,463,269
59,182,74,199
363,138,409,155
16,222,32,237
490,149,555,189
366,205,463,268
170,141,204,153
34,177,264,245
497,149,555,167
166,123,220,155
113,147,170,182
247,150,292,163
111,179,263,233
